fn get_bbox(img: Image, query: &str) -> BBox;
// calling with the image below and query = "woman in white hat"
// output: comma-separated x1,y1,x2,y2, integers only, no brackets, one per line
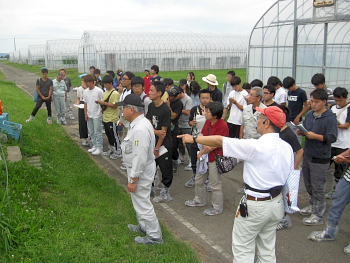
202,74,222,103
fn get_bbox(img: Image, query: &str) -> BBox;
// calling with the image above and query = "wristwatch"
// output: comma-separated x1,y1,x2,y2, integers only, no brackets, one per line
129,179,137,184
193,135,198,144
155,148,159,152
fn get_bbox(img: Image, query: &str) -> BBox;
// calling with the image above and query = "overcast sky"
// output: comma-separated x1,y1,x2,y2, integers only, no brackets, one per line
0,0,277,53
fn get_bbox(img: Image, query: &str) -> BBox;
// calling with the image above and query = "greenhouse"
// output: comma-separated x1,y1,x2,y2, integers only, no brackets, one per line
45,39,80,70
9,50,20,63
28,44,46,65
78,31,249,73
247,0,350,89
18,48,28,64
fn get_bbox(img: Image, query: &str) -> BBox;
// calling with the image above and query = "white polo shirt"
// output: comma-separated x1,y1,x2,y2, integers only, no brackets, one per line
223,133,293,198
274,87,287,104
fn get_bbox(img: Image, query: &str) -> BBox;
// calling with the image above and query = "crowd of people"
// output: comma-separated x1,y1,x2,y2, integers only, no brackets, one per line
26,65,350,259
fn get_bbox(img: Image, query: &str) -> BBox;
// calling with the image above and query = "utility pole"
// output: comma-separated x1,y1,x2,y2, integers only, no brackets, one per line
14,38,16,51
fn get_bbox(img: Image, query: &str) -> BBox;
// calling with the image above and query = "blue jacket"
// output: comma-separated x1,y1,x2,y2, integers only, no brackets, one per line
304,108,337,160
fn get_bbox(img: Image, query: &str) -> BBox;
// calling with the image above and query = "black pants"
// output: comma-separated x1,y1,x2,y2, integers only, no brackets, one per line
156,148,173,188
31,97,52,117
103,121,119,148
78,106,88,139
179,127,192,158
190,143,199,174
330,147,348,182
171,126,180,161
228,123,241,138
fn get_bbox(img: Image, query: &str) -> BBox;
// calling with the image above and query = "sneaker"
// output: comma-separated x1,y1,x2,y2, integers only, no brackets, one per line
26,115,34,122
185,175,195,188
299,205,314,216
185,200,205,207
307,226,339,242
184,163,192,171
276,215,292,231
237,187,245,194
127,224,145,234
88,147,97,153
120,164,127,170
178,155,185,165
344,243,350,256
103,147,112,156
302,214,325,226
325,189,335,200
110,152,121,159
47,117,52,124
69,115,75,120
91,148,102,155
153,188,173,203
135,235,163,245
102,129,105,134
203,206,222,216
72,87,78,91
61,120,67,125
82,140,90,147
205,179,212,192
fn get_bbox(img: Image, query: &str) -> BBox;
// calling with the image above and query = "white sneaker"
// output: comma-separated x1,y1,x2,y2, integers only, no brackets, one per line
69,115,75,120
81,140,90,147
88,147,97,153
184,163,192,171
61,120,67,125
47,117,52,124
26,115,34,122
91,148,102,155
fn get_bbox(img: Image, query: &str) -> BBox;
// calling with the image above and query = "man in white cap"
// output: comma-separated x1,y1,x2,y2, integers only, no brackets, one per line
178,106,293,263
202,74,222,103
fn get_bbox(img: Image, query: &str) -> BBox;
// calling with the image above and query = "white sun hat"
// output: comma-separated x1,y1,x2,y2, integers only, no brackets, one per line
202,74,219,86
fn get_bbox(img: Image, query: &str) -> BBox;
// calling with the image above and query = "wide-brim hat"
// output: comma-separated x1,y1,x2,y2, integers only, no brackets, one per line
115,93,144,107
202,74,218,86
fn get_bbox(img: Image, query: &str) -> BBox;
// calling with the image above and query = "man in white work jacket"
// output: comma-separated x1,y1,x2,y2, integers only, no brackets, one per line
179,106,293,262
116,93,163,244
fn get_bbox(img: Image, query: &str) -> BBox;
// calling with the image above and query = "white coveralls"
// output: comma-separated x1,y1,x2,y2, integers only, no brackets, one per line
52,79,67,122
121,114,162,240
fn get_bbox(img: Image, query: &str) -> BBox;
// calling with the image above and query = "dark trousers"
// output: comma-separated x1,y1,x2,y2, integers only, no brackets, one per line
171,126,180,161
78,107,88,139
330,147,348,182
31,97,52,117
103,121,119,148
228,123,241,138
179,127,192,157
190,143,199,174
156,149,173,188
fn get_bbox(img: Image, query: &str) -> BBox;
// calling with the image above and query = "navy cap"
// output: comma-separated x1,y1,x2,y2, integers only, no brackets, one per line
167,86,181,97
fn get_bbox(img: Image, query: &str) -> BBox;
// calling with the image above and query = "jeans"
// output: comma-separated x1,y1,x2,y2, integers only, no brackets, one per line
328,178,350,226
87,116,103,149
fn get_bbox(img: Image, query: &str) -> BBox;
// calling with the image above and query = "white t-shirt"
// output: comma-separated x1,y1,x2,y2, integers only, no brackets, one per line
77,86,85,101
331,103,350,149
274,87,287,104
226,89,248,125
83,87,103,119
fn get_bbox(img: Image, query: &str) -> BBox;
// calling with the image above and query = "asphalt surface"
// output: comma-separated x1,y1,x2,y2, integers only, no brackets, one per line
1,63,350,262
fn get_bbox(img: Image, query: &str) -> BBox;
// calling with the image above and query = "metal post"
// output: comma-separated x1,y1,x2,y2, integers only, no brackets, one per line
322,23,328,75
292,0,298,79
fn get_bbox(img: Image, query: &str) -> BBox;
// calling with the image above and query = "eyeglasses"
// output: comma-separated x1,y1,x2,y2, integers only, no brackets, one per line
248,94,259,97
263,92,271,95
122,77,129,81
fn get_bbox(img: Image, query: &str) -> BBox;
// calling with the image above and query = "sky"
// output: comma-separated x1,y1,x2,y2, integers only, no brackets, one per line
0,0,277,53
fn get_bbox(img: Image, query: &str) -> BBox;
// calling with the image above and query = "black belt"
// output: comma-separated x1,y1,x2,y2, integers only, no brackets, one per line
246,194,279,201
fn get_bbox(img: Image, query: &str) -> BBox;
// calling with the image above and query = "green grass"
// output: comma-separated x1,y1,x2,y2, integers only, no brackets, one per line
0,79,200,262
2,62,246,92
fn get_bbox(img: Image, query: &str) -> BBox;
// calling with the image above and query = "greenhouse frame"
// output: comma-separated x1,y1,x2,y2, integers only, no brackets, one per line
45,39,80,70
9,50,20,63
247,0,350,89
78,31,249,73
28,44,46,65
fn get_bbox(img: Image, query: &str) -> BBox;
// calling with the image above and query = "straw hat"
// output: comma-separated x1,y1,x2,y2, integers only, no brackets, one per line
202,74,218,86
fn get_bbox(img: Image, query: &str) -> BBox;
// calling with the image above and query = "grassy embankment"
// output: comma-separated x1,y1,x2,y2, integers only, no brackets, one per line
0,77,200,262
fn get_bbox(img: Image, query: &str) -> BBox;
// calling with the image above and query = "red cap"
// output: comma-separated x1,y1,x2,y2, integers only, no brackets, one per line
256,106,286,128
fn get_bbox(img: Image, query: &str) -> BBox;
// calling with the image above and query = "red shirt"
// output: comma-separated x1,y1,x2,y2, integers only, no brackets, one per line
144,76,151,95
201,119,229,162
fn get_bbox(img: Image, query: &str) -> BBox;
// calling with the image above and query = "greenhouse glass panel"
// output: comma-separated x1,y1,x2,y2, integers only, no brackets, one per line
18,49,28,64
247,0,350,90
45,39,80,70
28,45,45,65
78,31,249,73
